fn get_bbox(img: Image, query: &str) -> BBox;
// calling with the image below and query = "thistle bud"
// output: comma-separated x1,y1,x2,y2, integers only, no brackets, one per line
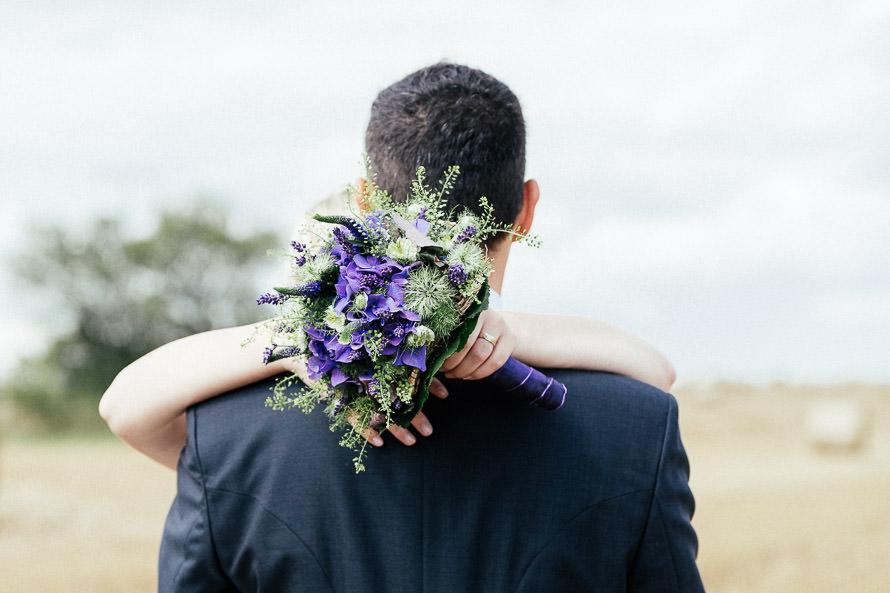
352,292,369,311
407,324,435,348
386,237,420,263
324,306,346,332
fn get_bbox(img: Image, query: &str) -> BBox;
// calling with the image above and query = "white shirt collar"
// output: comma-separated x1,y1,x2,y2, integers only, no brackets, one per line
488,288,503,310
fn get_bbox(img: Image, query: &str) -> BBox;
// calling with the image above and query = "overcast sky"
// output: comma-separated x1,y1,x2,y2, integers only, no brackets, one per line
2,1,888,384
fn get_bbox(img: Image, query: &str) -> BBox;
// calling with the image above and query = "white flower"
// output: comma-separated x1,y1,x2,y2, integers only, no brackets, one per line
406,325,435,348
386,237,419,263
324,305,346,333
352,292,369,311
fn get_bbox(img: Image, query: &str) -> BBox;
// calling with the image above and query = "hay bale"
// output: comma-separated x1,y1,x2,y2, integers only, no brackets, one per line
804,399,868,452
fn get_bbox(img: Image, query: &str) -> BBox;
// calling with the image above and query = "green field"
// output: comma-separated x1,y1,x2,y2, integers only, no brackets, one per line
2,383,889,592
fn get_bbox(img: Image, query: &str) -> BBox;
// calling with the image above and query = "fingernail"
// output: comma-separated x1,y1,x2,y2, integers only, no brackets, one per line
403,433,416,445
372,436,384,447
419,421,433,436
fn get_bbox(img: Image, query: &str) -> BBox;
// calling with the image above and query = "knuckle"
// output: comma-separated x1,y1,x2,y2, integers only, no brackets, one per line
465,346,489,366
493,351,510,369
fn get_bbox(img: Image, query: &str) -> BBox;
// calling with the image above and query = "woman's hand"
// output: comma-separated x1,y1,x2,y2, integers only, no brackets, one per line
359,411,436,448
363,310,516,447
438,309,516,380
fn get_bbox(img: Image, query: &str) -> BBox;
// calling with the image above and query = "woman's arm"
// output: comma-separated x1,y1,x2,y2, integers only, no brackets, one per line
99,324,288,469
440,311,676,392
507,312,676,390
99,322,436,467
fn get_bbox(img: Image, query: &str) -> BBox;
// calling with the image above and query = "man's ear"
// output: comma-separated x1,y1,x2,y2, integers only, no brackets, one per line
353,177,371,213
512,179,539,239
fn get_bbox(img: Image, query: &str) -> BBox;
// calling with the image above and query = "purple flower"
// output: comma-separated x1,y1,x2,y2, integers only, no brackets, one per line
257,292,289,305
413,217,430,235
290,242,308,266
331,367,351,386
447,264,467,286
363,210,392,242
274,282,322,298
297,281,322,296
262,345,299,365
394,344,427,371
456,225,477,243
385,265,416,302
330,227,358,264
262,346,275,365
378,319,413,349
332,396,349,416
334,253,410,313
304,326,354,380
367,378,381,397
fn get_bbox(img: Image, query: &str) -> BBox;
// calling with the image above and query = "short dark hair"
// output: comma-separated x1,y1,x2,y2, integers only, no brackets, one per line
365,63,526,228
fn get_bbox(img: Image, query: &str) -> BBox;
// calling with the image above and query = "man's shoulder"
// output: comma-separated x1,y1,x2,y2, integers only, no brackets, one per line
551,369,677,427
186,369,679,478
548,368,674,407
462,368,676,430
190,369,676,440
428,369,678,466
559,368,678,440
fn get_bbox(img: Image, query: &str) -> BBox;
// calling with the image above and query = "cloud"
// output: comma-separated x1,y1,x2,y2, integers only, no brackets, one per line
2,1,888,382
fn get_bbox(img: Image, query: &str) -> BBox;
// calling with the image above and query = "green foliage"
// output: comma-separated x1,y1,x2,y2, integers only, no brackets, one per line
398,281,490,428
2,200,280,432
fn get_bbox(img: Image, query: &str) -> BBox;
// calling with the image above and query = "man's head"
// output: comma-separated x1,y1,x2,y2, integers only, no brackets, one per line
365,63,527,229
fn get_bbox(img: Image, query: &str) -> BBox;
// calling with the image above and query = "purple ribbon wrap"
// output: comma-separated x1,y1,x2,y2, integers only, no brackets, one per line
480,357,567,411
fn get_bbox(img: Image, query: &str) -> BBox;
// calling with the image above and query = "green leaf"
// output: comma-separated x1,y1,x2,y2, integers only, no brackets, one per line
419,245,446,258
393,281,490,427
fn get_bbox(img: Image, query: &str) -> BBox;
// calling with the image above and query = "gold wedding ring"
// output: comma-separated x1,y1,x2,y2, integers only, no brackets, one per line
479,331,498,347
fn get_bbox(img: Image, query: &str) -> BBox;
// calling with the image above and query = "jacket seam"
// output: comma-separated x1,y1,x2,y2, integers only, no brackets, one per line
632,402,671,564
205,485,336,592
628,396,679,588
655,494,684,590
168,507,201,587
657,397,685,590
188,409,245,591
189,409,231,582
513,487,653,591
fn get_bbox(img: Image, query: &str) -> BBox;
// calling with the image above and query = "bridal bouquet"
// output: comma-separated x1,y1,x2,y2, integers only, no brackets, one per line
260,165,563,471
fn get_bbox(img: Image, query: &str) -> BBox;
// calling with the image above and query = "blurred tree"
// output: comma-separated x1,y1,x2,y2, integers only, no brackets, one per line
2,200,281,431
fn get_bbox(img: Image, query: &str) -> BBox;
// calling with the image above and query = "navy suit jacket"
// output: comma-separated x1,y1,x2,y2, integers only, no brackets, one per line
159,370,704,592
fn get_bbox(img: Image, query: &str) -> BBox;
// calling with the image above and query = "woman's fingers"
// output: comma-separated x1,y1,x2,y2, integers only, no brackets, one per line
348,415,384,447
383,411,433,446
463,334,514,380
410,411,434,436
444,335,496,378
349,410,435,447
429,378,449,399
438,323,481,373
387,424,417,446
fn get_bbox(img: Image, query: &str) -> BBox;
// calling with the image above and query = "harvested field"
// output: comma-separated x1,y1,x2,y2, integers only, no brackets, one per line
1,383,888,592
